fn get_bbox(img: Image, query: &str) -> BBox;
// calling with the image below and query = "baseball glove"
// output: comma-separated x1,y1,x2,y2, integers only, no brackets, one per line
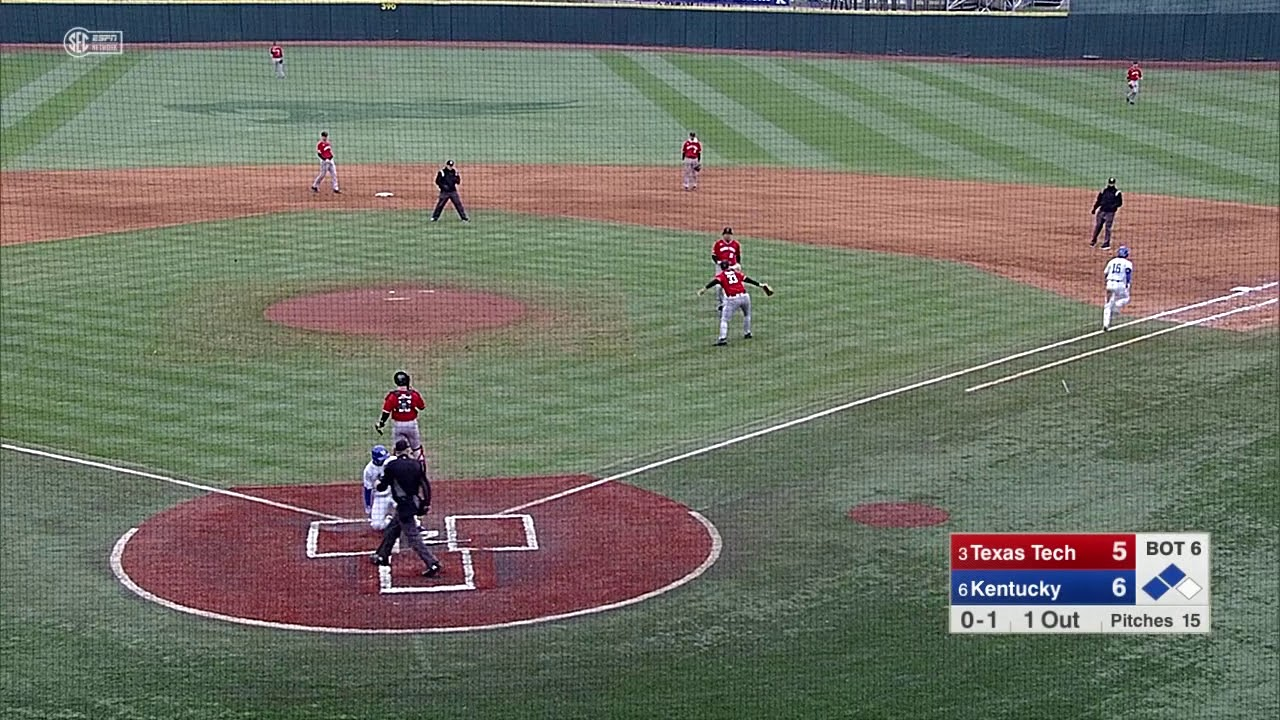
693,163,702,172
762,283,774,296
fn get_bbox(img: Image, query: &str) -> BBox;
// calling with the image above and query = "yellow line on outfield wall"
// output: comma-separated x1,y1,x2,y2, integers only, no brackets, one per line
3,0,1066,17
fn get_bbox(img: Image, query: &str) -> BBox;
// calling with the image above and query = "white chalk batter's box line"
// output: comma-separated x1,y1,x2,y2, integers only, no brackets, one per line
306,514,538,595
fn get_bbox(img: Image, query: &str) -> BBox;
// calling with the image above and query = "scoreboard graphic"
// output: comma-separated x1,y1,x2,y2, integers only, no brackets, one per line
949,533,1211,634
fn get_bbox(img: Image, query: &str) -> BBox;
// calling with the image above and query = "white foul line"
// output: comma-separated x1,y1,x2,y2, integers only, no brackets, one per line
964,298,1277,393
0,443,343,520
497,282,1278,516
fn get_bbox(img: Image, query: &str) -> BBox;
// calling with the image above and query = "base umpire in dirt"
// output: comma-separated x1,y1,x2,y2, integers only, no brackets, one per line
370,439,442,578
431,159,469,222
1090,177,1124,249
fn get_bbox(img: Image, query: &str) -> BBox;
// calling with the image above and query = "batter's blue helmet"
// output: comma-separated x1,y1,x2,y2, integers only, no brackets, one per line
1117,246,1129,258
371,445,389,465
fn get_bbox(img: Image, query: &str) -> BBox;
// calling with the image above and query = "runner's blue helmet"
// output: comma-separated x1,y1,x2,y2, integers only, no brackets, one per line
371,445,389,465
1117,246,1129,258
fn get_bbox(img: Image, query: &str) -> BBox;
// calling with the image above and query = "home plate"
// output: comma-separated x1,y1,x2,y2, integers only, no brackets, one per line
374,192,395,198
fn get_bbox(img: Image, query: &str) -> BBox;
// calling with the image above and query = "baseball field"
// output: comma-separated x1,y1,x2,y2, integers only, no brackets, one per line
1,41,1278,719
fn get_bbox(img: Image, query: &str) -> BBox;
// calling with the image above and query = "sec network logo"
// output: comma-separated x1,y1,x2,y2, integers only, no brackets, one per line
63,27,124,58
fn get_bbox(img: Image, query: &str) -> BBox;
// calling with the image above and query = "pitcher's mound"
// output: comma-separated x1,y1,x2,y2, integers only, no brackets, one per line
265,286,526,341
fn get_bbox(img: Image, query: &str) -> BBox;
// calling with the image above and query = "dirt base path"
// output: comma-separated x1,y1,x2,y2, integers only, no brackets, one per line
3,164,1276,327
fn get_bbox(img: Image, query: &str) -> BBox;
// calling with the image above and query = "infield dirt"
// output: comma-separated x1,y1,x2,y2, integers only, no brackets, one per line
2,164,1276,328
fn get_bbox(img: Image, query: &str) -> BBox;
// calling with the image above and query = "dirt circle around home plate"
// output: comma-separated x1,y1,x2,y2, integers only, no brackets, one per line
111,477,721,633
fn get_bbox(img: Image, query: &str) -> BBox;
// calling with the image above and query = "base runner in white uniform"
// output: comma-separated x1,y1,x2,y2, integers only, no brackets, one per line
1102,245,1133,331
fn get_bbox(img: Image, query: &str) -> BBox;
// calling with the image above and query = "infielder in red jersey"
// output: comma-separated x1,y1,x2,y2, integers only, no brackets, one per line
375,370,428,469
698,261,773,346
311,131,339,193
269,42,285,79
681,132,702,191
1126,62,1143,105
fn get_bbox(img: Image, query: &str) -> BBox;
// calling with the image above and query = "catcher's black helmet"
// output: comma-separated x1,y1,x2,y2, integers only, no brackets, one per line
394,370,411,387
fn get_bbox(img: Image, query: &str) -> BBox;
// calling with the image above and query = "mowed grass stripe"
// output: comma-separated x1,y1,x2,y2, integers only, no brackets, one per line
1,53,144,164
1153,71,1280,118
743,58,1001,179
783,59,1071,184
816,60,1108,188
901,63,1265,200
638,53,827,168
961,64,1273,190
665,53,944,175
1020,67,1277,168
1,56,101,129
0,53,68,100
595,51,772,165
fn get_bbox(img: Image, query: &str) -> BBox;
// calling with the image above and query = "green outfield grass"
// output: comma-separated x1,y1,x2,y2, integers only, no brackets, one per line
1,44,1278,720
2,47,1277,204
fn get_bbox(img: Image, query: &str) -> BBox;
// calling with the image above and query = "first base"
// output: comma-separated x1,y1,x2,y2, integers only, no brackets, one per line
374,192,395,198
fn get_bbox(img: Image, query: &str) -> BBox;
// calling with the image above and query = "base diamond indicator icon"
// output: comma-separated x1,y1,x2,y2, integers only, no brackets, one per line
1175,577,1202,600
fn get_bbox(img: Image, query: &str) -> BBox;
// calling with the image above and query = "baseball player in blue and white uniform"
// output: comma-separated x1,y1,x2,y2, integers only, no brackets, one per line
1102,246,1133,331
362,444,395,530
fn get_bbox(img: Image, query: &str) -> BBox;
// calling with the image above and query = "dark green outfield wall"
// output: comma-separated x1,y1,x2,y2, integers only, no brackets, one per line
0,4,1275,61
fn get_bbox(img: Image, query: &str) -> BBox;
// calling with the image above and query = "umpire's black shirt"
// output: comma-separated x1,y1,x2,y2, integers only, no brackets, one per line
436,168,460,193
378,455,432,513
1093,186,1123,213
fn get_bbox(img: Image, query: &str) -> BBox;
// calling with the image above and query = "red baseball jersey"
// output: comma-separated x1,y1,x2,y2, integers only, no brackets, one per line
270,45,283,59
316,139,333,160
682,138,702,159
1127,65,1142,81
382,388,425,422
712,238,741,265
713,268,748,297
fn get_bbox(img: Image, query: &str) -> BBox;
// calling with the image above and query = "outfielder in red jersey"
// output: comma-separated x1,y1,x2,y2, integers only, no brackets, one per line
311,130,340,193
375,370,428,468
1126,62,1143,105
681,132,702,191
269,42,285,79
698,261,774,346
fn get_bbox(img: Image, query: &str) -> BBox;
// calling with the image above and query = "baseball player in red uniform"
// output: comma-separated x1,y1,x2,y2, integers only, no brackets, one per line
1126,62,1143,105
311,131,339,194
681,132,702,191
269,42,285,79
375,370,428,469
710,227,742,308
698,261,773,346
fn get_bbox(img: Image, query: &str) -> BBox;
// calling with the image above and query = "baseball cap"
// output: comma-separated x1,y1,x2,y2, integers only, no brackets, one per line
446,160,455,167
394,439,410,453
722,227,733,235
1107,177,1116,185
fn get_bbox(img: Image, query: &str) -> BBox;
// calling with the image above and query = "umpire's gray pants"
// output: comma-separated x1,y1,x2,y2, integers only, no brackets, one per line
433,191,468,220
1092,211,1116,244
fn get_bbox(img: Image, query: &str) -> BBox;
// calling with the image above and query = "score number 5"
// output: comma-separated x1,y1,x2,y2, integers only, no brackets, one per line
1113,540,1128,561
